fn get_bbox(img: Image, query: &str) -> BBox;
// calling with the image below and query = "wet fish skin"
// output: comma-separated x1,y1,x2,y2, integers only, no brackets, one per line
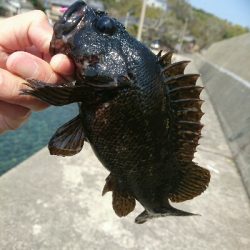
22,1,210,223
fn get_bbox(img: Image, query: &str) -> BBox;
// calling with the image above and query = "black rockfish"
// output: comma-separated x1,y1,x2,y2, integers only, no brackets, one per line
22,0,210,223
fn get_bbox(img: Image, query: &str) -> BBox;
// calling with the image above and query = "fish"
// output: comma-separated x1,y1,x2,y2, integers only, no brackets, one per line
21,0,210,224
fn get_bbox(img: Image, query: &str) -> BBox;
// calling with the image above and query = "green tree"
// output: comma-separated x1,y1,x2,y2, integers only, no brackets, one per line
102,0,249,50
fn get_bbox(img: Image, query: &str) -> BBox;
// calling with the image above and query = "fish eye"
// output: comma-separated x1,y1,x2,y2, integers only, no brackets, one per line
95,16,117,35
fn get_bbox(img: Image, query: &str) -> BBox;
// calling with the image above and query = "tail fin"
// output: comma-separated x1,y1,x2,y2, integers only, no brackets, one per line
135,204,198,224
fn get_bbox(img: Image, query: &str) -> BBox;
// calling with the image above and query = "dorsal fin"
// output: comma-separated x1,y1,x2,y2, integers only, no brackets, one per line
162,60,190,76
164,68,203,162
162,58,210,202
156,49,163,58
169,162,210,202
169,86,203,99
166,74,200,88
158,50,174,66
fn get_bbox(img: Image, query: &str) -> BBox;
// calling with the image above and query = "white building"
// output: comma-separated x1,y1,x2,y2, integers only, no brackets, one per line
147,0,167,11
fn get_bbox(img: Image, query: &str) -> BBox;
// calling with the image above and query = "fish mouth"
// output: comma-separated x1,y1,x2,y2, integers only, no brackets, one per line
50,1,88,55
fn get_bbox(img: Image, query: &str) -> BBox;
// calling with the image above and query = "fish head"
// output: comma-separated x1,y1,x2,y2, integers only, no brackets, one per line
50,0,140,83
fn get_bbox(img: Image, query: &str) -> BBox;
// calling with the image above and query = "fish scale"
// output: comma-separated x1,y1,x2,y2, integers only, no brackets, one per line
21,1,210,224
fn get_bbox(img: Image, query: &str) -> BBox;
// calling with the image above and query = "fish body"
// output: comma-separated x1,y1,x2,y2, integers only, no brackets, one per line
22,1,210,223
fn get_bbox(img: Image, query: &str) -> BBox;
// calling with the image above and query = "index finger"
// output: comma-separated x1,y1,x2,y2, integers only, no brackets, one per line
0,10,52,54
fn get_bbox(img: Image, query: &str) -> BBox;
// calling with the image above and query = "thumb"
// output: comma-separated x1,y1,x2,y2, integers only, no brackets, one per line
7,51,59,82
50,54,75,77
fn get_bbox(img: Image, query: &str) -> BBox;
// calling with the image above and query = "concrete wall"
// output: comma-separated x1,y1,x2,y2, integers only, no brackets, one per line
193,33,250,197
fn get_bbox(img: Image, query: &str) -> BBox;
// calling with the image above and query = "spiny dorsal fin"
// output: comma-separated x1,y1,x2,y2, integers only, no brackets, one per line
176,110,204,122
162,60,190,76
171,99,204,110
169,86,203,100
163,63,203,162
156,49,163,58
166,74,200,89
158,50,174,66
169,163,210,202
162,59,210,202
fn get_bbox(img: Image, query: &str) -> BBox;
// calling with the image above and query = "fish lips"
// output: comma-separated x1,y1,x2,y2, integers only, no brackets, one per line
50,1,89,55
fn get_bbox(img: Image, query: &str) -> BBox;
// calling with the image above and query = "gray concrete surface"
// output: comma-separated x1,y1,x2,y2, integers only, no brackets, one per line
200,33,250,81
1,60,250,250
193,33,250,197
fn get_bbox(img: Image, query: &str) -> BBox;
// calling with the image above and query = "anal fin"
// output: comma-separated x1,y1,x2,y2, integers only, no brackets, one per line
102,174,114,196
49,115,85,156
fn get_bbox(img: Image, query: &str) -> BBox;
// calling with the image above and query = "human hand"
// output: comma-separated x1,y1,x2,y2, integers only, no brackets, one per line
0,10,74,134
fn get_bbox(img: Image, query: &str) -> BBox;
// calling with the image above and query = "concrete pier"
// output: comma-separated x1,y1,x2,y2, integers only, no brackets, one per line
193,33,250,197
1,52,250,249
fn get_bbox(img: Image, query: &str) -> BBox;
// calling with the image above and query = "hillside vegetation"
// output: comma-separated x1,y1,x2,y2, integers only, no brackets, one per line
103,0,249,50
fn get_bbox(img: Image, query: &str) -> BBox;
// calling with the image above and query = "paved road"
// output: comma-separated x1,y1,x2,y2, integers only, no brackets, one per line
0,59,249,250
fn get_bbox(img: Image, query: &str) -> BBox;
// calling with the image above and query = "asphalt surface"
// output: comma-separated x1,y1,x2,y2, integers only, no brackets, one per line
0,58,250,250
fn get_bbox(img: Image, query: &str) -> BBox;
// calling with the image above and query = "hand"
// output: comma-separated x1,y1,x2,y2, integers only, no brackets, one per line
0,10,74,134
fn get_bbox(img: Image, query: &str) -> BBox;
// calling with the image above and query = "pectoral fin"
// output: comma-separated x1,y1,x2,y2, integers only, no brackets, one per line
49,115,85,156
